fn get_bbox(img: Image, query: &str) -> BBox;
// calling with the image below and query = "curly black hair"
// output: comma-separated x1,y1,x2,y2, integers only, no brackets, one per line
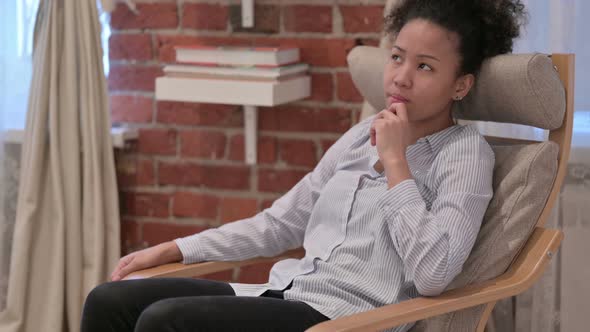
384,0,527,75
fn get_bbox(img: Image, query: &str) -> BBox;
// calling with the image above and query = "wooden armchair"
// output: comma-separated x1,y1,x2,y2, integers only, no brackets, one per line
124,52,574,332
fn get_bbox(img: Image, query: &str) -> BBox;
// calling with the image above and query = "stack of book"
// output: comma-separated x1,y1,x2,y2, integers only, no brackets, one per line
155,45,311,106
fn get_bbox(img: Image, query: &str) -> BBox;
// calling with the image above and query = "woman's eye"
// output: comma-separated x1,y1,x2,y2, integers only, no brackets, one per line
419,63,433,71
391,54,402,62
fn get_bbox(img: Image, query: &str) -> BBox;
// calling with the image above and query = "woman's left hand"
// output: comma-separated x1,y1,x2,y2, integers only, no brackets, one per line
370,103,413,166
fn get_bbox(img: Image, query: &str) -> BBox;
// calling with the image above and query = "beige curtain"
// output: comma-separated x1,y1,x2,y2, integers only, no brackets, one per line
0,0,120,331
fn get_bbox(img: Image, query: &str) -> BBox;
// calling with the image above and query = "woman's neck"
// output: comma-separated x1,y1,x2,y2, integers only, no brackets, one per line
409,107,455,143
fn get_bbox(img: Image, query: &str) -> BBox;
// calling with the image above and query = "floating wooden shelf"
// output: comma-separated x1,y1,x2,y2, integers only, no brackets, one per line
155,75,311,165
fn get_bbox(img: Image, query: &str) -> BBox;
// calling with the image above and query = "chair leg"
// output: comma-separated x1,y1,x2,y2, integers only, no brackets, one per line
476,302,497,332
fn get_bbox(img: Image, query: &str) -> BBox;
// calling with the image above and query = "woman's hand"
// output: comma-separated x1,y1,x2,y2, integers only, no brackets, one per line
110,241,183,281
370,103,413,164
370,103,413,189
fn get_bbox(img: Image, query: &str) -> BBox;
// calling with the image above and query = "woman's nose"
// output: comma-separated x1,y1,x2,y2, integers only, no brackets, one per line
393,66,412,88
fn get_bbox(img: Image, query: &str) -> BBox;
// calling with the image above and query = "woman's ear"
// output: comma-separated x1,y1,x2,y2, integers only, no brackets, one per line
454,73,475,100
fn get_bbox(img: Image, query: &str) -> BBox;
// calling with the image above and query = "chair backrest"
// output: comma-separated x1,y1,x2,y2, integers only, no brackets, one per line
347,46,574,331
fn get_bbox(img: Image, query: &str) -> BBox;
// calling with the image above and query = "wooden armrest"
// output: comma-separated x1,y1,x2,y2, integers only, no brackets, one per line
123,227,561,332
306,227,563,332
123,248,305,280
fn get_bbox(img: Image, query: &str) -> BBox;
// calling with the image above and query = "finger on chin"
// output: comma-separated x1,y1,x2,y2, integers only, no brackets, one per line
397,106,408,121
386,105,397,115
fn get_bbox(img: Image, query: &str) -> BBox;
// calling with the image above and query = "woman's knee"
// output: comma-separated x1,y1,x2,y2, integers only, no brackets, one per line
84,282,121,310
81,282,132,331
134,299,180,332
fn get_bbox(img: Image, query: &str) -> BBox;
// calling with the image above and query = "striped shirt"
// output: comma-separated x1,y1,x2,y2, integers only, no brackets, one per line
175,114,494,331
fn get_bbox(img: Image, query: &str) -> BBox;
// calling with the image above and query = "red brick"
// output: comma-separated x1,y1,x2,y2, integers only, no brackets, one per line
228,135,276,164
108,65,163,92
159,162,203,186
159,162,250,190
110,3,178,30
142,222,209,247
138,128,177,155
310,72,333,102
157,101,242,127
284,5,332,33
183,3,228,30
116,158,155,187
173,192,219,219
137,159,156,186
258,169,308,193
340,5,385,33
337,72,364,102
259,107,352,133
230,5,280,33
156,35,250,63
200,165,250,190
120,219,142,255
110,95,153,124
122,192,170,218
198,270,233,282
237,262,275,284
109,34,153,61
180,130,226,159
357,38,381,47
219,197,258,224
279,139,317,168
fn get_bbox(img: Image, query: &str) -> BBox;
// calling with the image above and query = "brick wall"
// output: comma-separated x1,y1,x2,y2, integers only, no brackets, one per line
111,0,385,282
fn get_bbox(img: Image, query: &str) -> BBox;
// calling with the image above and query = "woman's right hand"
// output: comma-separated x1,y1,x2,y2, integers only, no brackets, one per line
110,241,183,281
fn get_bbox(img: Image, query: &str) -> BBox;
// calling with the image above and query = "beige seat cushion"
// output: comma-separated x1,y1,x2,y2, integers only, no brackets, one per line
347,46,566,130
409,141,559,331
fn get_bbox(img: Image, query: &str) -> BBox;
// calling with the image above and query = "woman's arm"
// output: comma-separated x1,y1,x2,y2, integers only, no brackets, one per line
378,139,494,296
174,117,374,264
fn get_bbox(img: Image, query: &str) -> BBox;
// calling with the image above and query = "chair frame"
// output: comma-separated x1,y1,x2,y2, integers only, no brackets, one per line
124,54,574,332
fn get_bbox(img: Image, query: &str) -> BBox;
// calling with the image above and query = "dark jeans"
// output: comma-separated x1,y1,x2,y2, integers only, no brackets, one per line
80,278,329,332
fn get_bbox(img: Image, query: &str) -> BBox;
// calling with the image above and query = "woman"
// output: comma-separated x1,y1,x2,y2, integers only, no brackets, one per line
82,0,526,331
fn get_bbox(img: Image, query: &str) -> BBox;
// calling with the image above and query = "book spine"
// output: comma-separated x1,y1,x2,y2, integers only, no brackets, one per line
175,47,299,67
176,60,300,69
175,61,298,68
164,72,307,82
164,63,309,79
174,45,298,52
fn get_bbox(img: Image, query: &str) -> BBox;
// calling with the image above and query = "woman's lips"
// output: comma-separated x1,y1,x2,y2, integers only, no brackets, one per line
387,95,410,105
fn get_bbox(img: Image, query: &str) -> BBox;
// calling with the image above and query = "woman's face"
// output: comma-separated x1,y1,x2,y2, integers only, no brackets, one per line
383,19,473,125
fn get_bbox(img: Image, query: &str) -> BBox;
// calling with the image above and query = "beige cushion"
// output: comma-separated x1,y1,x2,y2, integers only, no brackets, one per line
347,46,566,130
409,141,559,331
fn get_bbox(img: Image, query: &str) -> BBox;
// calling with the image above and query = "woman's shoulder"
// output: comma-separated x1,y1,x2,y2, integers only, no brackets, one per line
440,124,495,162
317,114,375,164
339,114,376,145
354,114,378,132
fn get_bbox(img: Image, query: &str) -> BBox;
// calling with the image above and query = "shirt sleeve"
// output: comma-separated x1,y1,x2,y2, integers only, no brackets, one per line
175,116,375,264
377,135,494,296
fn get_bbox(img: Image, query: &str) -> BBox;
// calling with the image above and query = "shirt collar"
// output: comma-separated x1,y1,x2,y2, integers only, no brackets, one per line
414,124,463,156
369,124,464,176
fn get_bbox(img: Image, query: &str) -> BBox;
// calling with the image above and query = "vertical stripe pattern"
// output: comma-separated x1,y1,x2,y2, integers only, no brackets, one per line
175,115,495,332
